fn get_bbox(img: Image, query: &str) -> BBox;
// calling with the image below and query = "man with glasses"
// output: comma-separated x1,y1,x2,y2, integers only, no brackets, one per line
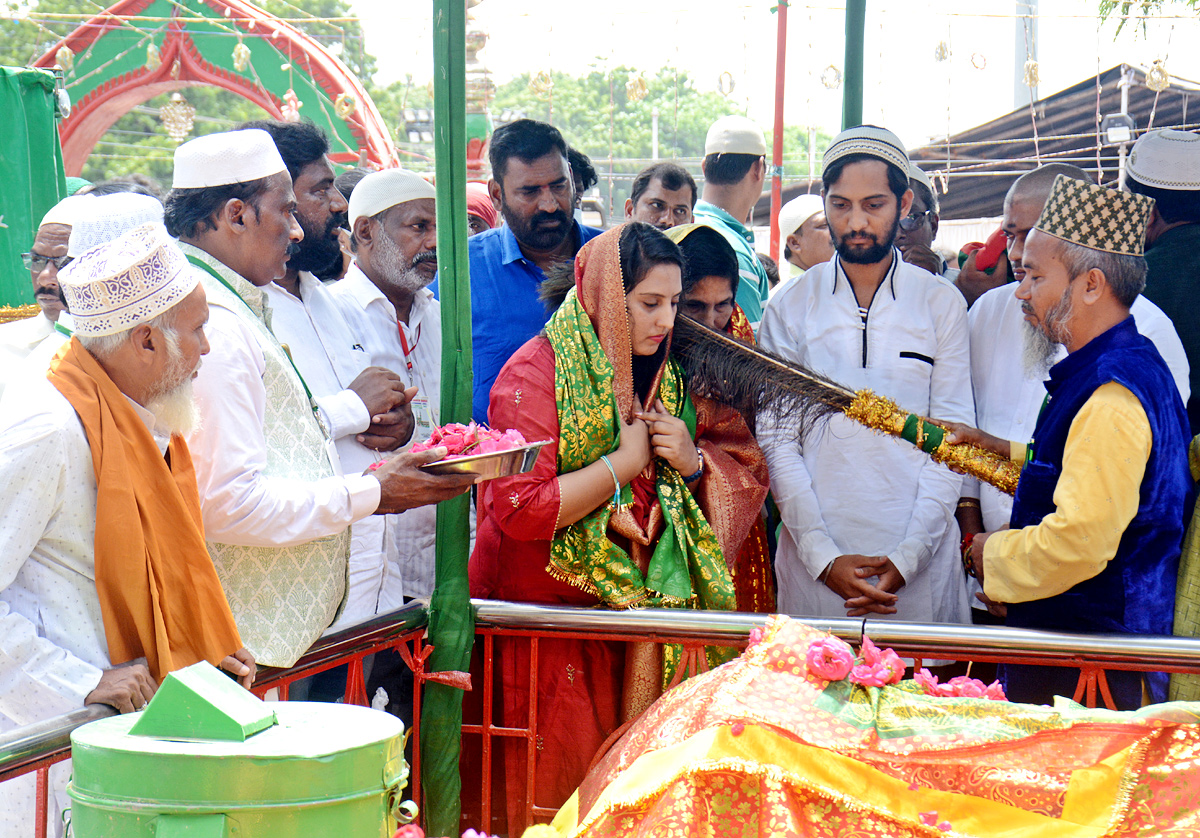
895,164,958,282
693,116,773,329
0,195,93,399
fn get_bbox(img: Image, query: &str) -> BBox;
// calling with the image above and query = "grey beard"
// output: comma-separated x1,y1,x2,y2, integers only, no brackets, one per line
1020,289,1074,378
145,330,202,436
374,231,434,295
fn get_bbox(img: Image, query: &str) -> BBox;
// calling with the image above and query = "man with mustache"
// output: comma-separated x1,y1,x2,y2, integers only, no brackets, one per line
0,195,91,400
0,223,253,835
243,122,419,634
955,164,1187,625
163,130,475,670
624,162,697,231
950,176,1192,710
758,125,974,630
330,168,445,611
458,118,602,421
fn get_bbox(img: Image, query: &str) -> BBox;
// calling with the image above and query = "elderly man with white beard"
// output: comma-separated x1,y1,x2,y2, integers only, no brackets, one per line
0,223,253,836
329,169,444,608
946,176,1193,710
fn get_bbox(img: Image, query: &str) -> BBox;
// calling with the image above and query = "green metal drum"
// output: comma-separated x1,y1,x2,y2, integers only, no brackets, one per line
68,663,409,837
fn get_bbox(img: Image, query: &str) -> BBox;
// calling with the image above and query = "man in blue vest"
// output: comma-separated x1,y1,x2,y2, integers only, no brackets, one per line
956,175,1193,709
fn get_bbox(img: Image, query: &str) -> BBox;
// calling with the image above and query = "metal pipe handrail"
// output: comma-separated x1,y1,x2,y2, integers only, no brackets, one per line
8,600,1200,782
472,600,1200,666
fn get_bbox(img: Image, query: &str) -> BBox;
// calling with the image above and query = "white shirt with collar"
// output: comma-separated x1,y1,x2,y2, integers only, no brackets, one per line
329,262,442,601
758,252,974,624
0,312,56,402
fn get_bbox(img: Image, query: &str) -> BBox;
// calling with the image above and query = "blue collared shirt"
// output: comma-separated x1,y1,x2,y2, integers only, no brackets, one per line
435,220,603,422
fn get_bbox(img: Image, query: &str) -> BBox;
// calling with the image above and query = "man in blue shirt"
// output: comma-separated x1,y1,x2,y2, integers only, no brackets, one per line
462,119,602,421
692,115,772,329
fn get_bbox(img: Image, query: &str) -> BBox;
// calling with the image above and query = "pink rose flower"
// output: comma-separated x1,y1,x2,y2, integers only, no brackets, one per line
850,661,893,687
859,635,882,666
805,637,855,681
878,647,905,684
747,626,765,648
392,826,425,838
914,668,938,692
985,680,1007,701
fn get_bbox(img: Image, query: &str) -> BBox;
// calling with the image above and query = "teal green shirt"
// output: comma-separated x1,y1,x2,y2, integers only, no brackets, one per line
692,200,771,328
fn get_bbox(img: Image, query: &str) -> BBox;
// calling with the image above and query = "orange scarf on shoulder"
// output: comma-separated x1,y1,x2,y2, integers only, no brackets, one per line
48,337,242,683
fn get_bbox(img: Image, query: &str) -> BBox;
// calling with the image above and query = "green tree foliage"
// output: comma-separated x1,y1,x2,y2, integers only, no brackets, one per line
491,67,831,213
1098,0,1200,36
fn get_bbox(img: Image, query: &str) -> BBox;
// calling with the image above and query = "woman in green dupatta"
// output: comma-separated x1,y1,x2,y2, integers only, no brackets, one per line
470,222,769,831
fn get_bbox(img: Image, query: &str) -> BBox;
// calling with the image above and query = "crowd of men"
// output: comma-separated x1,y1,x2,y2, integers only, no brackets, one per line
3,107,1200,829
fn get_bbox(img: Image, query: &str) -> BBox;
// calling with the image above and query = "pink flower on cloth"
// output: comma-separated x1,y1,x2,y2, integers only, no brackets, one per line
392,826,424,838
916,668,1007,701
747,625,766,648
848,636,903,686
805,636,855,681
918,812,952,831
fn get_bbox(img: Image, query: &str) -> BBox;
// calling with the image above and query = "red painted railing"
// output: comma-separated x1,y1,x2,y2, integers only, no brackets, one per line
5,601,1200,837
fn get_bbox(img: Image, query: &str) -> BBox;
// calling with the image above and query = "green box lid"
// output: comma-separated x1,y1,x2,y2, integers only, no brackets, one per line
130,661,276,742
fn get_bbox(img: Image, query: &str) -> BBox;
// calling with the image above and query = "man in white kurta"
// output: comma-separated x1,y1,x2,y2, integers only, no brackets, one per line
251,119,416,628
330,169,444,603
758,125,973,625
163,130,475,667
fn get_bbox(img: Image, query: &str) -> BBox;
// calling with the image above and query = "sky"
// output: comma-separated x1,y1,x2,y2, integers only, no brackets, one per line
350,0,1199,151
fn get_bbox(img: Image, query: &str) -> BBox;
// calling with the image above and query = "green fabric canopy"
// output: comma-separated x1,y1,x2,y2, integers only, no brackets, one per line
0,66,66,308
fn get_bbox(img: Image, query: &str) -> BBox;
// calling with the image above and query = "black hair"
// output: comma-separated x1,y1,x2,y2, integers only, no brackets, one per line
488,119,569,184
676,225,738,297
1126,176,1200,225
629,162,697,207
567,147,598,193
702,152,762,186
619,221,684,293
758,252,780,288
88,177,162,199
335,167,371,202
238,119,330,183
163,176,273,239
821,152,909,201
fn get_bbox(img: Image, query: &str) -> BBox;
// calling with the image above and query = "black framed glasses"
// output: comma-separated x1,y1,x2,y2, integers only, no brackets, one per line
21,252,73,272
898,210,934,232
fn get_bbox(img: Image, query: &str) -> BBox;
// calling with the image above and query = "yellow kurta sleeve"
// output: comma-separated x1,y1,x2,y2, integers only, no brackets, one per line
982,382,1152,604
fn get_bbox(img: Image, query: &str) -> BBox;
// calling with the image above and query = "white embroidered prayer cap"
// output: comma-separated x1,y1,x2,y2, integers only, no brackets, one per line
171,128,287,189
39,194,95,229
823,125,911,178
348,168,437,227
68,193,165,257
59,223,198,337
777,194,825,239
704,116,767,157
1127,129,1200,191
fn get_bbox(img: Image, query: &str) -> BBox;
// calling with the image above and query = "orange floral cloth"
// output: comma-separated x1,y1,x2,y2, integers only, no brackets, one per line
546,616,1200,837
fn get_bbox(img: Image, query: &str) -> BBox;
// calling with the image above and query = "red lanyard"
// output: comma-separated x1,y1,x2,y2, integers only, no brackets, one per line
397,321,421,373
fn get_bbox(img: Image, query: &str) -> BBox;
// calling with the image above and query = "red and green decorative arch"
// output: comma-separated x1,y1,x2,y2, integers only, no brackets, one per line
35,0,399,175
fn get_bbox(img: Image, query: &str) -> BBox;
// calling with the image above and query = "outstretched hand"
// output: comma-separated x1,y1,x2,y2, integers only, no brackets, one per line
370,446,477,514
941,421,1012,459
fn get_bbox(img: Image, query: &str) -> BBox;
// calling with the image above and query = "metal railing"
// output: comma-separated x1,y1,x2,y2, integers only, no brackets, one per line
5,602,1200,836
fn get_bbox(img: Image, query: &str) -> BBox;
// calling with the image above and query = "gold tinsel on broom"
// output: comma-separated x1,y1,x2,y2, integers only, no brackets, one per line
671,316,1021,496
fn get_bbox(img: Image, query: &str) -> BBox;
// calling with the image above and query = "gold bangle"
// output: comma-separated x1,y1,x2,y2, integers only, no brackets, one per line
957,499,981,509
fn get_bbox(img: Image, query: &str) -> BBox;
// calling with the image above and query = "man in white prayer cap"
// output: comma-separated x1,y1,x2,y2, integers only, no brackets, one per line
243,120,418,638
1126,128,1200,433
329,168,443,615
163,129,475,670
0,223,253,836
0,195,92,398
776,192,833,282
0,192,168,404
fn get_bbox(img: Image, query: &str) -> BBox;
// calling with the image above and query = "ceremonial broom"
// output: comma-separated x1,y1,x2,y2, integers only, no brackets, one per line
671,315,1020,496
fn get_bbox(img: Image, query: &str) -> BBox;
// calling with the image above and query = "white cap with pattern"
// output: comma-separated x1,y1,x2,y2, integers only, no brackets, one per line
777,194,825,239
349,168,437,227
823,125,910,178
1127,128,1200,191
172,128,287,189
59,223,198,337
68,193,165,257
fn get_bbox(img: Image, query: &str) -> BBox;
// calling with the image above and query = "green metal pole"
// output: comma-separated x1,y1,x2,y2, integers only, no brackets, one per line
424,0,472,834
842,0,866,130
